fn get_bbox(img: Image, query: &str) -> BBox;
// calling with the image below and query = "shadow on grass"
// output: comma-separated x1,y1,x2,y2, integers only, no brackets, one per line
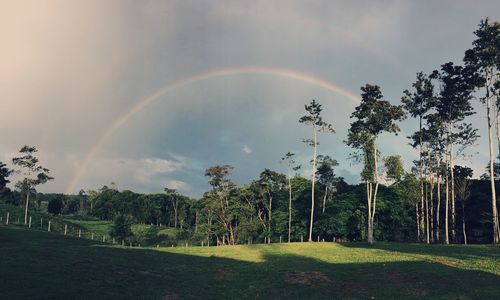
342,241,500,262
1,226,499,299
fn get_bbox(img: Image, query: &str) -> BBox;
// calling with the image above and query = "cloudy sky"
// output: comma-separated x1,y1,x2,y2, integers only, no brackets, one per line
1,1,499,197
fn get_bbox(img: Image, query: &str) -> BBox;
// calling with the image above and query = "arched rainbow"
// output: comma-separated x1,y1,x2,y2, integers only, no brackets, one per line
65,66,360,194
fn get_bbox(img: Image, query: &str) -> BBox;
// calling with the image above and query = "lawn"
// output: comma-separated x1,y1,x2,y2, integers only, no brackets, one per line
0,225,499,299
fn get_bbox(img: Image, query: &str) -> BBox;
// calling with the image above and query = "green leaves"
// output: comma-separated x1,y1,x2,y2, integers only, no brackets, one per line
346,84,405,150
299,99,335,133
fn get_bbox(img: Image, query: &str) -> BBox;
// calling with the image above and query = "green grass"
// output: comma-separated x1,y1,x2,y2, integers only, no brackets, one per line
1,225,499,299
67,219,112,236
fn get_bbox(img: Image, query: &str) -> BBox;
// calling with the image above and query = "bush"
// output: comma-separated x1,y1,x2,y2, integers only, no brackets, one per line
48,199,63,215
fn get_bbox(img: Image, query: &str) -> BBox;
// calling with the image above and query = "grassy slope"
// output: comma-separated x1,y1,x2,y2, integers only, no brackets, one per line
0,205,176,244
1,225,499,299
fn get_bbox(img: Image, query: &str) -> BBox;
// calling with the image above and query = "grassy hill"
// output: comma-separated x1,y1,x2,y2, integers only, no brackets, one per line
0,204,180,246
1,225,499,299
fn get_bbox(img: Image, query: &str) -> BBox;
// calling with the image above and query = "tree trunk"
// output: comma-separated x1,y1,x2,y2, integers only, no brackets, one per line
322,186,328,214
288,171,292,243
450,142,456,243
462,196,467,245
24,182,30,225
430,175,435,243
367,142,379,246
173,200,178,229
367,181,374,245
308,126,317,242
425,178,430,244
268,193,272,242
436,157,441,242
195,211,198,233
487,92,500,244
445,128,450,245
419,116,424,242
416,203,420,242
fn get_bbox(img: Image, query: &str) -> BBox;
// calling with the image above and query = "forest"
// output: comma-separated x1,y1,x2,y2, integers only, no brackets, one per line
1,18,499,247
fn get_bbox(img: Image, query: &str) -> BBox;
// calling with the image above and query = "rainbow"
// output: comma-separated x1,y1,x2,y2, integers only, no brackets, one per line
65,66,360,194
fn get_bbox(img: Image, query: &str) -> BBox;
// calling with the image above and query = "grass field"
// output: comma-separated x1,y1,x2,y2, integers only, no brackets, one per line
1,225,499,299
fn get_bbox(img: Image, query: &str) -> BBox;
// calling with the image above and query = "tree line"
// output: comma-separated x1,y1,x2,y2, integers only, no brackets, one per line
0,18,499,245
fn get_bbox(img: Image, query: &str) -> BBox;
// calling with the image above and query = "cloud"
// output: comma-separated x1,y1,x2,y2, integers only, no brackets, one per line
165,180,188,190
1,1,499,198
71,155,188,193
242,145,253,154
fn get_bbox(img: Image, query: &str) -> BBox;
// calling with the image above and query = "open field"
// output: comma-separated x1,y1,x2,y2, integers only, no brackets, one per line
1,225,499,299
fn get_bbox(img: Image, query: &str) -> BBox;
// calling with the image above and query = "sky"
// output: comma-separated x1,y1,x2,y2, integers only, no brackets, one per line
1,0,500,198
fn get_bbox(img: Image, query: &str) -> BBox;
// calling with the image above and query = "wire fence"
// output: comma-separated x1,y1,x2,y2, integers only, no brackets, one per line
1,205,342,248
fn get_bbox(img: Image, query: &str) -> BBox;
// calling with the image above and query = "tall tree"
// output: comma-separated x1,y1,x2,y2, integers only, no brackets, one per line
402,72,435,242
346,84,405,245
12,146,53,224
464,18,500,243
434,62,477,244
299,99,335,241
280,152,301,243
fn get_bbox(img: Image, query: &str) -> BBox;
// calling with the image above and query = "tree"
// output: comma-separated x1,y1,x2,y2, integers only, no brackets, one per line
258,169,286,243
48,198,64,215
464,18,500,243
316,155,339,213
165,188,178,228
12,146,53,224
383,155,404,184
281,152,301,243
204,165,237,245
110,214,134,242
434,62,477,244
299,99,335,241
402,72,435,242
346,84,405,245
77,189,87,215
454,165,473,245
0,162,12,190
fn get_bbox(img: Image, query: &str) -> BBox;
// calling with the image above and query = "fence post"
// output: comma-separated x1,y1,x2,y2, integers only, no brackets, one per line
78,230,81,238
48,221,51,232
64,224,68,235
29,216,32,228
301,235,303,243
317,236,320,242
91,232,94,240
279,236,282,243
6,212,9,225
